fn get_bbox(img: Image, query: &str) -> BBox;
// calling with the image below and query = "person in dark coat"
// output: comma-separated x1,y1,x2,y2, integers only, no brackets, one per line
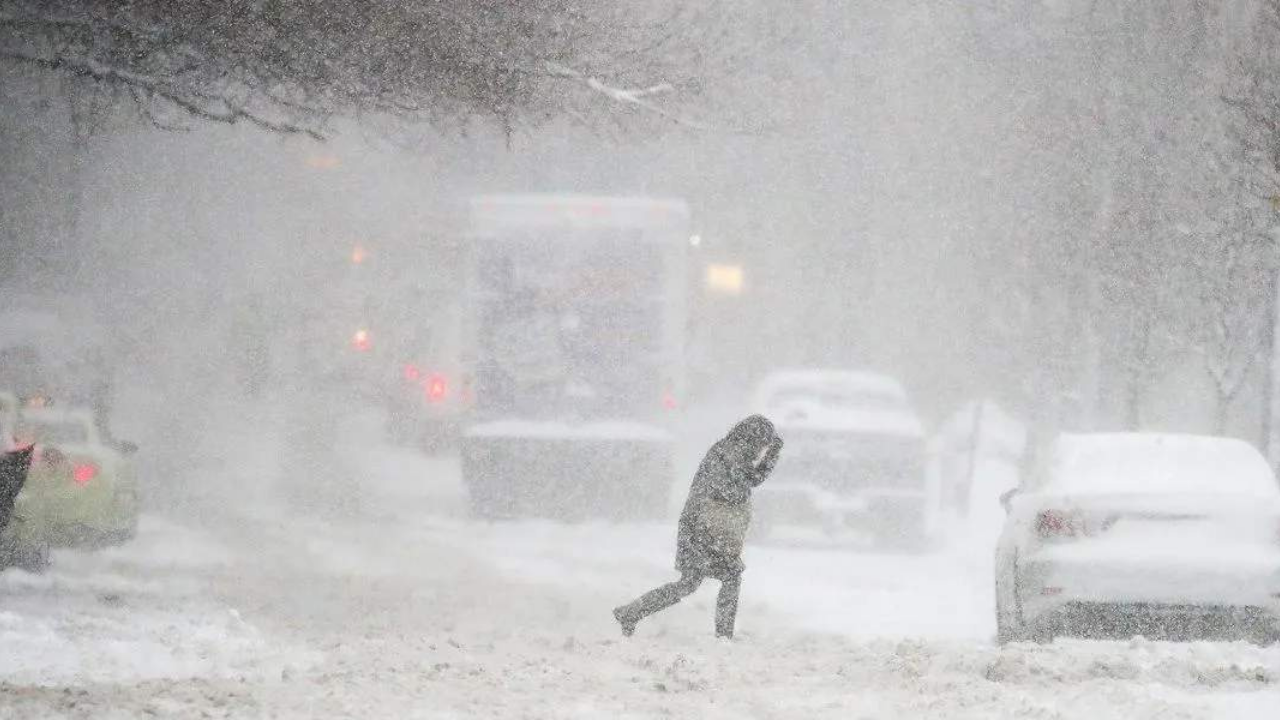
613,415,783,639
0,446,34,536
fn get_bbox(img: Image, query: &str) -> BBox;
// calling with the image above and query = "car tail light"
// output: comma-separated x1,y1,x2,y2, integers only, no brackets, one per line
425,374,447,402
404,364,421,382
1036,510,1084,540
73,463,98,485
662,390,678,411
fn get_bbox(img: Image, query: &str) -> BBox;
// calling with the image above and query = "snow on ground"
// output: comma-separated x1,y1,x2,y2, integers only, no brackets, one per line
2,407,1278,718
0,516,316,688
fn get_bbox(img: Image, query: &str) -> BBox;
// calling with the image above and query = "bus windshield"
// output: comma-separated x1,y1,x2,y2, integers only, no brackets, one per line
473,230,665,422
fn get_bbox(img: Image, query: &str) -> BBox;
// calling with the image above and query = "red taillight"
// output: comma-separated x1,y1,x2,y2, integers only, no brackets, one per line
662,391,678,411
404,364,421,382
73,463,98,485
1036,510,1083,539
425,374,447,402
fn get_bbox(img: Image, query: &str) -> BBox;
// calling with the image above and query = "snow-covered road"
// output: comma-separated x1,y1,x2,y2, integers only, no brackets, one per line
2,426,1278,719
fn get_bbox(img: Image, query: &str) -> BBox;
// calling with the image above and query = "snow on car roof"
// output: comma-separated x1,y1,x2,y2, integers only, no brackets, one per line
754,369,908,399
1046,433,1278,497
752,369,923,437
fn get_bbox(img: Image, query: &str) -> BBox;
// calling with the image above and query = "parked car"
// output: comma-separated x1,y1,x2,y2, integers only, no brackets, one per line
2,406,140,567
994,433,1280,645
749,369,932,548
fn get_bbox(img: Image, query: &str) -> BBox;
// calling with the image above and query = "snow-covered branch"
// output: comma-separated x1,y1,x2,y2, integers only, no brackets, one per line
0,49,326,139
0,0,747,136
542,62,708,130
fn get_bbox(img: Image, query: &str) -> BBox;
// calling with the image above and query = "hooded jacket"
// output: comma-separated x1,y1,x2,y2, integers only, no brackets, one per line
675,415,781,579
0,447,33,536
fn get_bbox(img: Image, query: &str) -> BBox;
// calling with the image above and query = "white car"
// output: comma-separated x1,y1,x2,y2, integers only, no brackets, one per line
750,369,932,548
995,433,1280,645
6,406,140,554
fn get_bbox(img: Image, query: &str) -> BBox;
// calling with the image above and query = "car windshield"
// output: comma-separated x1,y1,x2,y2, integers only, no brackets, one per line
1046,434,1278,497
16,419,89,446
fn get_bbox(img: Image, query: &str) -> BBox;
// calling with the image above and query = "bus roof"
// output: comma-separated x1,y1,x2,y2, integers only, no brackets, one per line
468,194,690,234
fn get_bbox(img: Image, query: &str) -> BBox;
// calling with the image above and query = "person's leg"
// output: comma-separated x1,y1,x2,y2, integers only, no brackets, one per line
614,574,704,635
715,572,743,638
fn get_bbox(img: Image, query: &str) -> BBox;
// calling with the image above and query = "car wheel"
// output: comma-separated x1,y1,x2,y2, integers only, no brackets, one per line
6,541,50,573
96,525,137,547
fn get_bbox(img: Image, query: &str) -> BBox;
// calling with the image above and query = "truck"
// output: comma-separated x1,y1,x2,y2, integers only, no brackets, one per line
749,369,936,549
460,194,690,520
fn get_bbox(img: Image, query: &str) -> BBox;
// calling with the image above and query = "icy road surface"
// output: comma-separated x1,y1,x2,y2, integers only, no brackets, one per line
2,430,1278,718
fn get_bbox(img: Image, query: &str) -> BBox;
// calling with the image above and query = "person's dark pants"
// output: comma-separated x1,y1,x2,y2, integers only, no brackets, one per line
615,571,742,637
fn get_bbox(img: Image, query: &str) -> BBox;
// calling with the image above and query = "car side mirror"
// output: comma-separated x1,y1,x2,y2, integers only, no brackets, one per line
999,488,1019,513
117,440,139,455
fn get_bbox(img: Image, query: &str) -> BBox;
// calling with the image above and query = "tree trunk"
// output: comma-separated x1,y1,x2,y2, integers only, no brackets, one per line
1213,387,1230,436
1265,265,1280,468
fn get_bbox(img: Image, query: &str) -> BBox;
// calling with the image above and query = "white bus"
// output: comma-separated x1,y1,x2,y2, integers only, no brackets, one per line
461,194,690,520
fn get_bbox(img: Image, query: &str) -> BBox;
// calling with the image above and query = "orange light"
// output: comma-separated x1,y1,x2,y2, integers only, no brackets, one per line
351,245,368,265
352,329,371,352
305,154,341,170
705,264,744,295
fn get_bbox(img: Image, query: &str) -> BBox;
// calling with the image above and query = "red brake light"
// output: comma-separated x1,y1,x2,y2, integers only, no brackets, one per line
425,374,447,402
662,391,678,411
1036,510,1083,539
73,463,98,485
404,364,421,382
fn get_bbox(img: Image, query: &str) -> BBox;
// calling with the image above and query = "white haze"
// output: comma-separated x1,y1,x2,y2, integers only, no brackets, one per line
2,2,1280,718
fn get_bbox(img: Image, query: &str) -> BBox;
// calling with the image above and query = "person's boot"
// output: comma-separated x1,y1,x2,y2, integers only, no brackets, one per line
613,606,637,637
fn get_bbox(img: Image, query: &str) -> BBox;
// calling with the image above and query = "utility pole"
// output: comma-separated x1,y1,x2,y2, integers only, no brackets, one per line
1264,260,1280,473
